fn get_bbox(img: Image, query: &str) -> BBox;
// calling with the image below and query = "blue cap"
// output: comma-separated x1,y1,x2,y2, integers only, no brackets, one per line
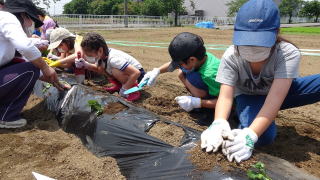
233,0,280,48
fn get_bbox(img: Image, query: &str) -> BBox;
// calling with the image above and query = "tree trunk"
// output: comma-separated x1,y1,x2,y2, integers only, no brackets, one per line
315,15,319,23
289,14,292,24
174,10,178,26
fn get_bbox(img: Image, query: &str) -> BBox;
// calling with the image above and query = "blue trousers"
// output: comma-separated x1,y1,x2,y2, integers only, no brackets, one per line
235,74,320,146
0,62,40,122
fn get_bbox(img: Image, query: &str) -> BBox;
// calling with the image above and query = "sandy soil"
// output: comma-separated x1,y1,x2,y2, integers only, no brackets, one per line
187,143,257,172
0,95,125,180
147,121,185,147
1,27,319,179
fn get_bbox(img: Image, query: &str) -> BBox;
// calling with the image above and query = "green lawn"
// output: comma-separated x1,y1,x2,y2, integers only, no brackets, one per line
280,27,320,35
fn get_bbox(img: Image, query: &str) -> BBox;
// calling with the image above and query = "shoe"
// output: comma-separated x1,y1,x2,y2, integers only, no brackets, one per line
104,79,122,93
126,91,141,101
0,118,27,128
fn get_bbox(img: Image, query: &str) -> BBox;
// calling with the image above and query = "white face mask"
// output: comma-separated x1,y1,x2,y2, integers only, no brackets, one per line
57,48,66,53
24,22,35,37
238,46,271,62
85,56,97,64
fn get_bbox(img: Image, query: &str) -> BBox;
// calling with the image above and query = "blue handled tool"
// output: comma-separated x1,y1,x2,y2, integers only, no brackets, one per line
124,79,148,95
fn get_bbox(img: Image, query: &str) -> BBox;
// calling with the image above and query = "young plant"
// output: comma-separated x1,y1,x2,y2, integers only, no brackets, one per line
87,100,103,116
247,162,272,180
42,83,52,93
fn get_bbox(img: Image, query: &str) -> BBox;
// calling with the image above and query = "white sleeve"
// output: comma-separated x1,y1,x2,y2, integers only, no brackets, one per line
109,57,129,71
0,13,41,61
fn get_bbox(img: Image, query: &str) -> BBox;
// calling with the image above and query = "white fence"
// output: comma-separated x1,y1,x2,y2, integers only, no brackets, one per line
52,14,317,29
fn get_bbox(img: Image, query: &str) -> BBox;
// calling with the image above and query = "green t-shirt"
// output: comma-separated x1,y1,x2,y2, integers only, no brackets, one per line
197,52,221,96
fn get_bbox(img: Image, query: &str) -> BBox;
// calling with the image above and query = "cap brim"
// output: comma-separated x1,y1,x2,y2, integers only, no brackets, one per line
167,61,179,72
28,13,43,28
5,8,43,28
48,40,62,50
233,30,277,48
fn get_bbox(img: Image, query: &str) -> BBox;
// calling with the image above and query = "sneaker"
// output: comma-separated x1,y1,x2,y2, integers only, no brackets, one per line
104,79,122,93
126,91,141,101
0,118,27,128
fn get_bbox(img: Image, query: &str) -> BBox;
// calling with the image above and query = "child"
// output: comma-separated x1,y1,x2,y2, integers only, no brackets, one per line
141,32,220,116
201,0,320,163
47,28,82,67
78,32,145,101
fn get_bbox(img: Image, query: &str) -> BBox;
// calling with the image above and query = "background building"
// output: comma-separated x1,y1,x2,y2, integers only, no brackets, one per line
183,0,282,17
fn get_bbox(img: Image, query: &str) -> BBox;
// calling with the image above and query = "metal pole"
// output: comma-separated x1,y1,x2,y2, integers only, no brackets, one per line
124,0,128,28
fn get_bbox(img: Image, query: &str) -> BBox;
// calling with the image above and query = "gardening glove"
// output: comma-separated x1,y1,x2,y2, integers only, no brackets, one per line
119,87,128,98
222,128,258,163
140,68,160,86
175,96,201,112
201,119,233,153
75,58,88,69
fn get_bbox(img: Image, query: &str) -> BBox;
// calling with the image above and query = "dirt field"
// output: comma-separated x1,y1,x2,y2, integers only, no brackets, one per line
0,27,319,179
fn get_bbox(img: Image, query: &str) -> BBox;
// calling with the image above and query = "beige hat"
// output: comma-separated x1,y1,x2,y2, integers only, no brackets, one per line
48,28,75,50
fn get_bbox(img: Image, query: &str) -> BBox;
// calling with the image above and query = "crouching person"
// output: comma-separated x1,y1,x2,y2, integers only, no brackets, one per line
141,32,221,116
78,32,145,101
0,0,64,128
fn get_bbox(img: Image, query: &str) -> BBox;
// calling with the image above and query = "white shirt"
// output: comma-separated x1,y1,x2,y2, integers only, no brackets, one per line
0,11,41,67
105,48,142,75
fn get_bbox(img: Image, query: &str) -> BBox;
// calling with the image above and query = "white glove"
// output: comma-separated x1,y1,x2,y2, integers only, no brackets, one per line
140,68,160,86
75,58,88,69
201,119,233,153
222,128,258,163
175,96,201,112
47,53,59,60
119,87,128,98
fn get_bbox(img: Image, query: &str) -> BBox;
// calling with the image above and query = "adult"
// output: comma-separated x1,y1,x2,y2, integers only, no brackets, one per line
201,0,320,163
0,0,63,128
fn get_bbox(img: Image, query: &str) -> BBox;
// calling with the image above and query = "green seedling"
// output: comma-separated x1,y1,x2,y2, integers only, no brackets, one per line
87,100,103,116
42,83,52,93
247,162,272,180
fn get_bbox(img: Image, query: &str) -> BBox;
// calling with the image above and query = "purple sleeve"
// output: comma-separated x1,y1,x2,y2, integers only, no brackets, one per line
41,19,56,39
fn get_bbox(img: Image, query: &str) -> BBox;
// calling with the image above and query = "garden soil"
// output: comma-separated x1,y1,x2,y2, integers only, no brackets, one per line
1,27,319,179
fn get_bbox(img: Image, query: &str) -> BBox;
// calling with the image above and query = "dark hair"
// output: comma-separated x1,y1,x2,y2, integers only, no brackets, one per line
182,45,206,64
62,36,75,50
12,13,25,27
0,0,4,5
276,35,298,48
81,32,108,56
37,7,46,17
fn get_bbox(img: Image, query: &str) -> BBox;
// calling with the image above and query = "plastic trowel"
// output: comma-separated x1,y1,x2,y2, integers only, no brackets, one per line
124,79,148,95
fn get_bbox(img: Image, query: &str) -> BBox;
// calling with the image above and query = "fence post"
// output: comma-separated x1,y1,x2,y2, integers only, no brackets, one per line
79,15,82,28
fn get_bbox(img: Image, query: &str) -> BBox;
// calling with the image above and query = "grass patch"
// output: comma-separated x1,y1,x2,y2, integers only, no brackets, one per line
280,27,320,35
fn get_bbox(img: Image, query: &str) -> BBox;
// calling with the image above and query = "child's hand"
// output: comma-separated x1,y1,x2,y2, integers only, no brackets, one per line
75,58,88,69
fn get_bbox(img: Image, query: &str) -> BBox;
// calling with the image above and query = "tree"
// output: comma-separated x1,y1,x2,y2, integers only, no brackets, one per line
89,0,121,15
300,0,320,22
279,0,303,23
32,0,60,9
226,0,248,17
63,0,91,14
162,0,185,26
141,0,164,16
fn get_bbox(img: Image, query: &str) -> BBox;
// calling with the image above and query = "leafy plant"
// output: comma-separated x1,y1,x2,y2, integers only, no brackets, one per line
87,100,103,116
42,83,52,93
247,162,272,180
